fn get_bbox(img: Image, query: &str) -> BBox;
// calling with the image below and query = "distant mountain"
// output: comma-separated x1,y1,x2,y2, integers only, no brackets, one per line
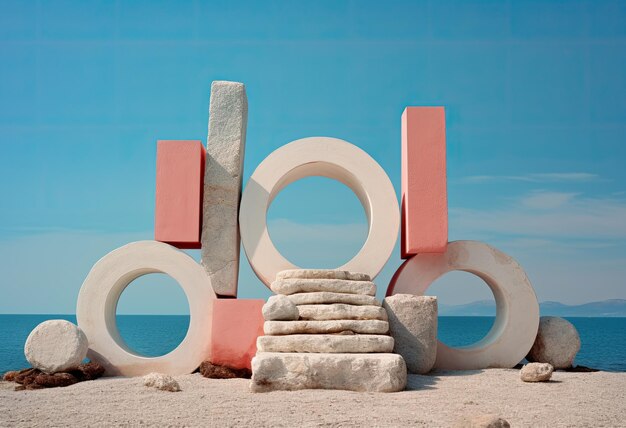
438,299,626,317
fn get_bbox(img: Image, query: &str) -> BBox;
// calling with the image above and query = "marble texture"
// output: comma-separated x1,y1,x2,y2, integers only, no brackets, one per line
256,334,394,353
264,319,389,336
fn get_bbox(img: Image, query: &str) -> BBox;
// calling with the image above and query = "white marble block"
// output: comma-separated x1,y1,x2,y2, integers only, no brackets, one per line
250,352,407,392
383,294,438,374
201,80,248,297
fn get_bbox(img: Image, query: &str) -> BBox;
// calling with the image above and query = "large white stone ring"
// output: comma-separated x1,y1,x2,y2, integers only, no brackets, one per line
239,137,400,287
76,240,216,376
387,240,539,370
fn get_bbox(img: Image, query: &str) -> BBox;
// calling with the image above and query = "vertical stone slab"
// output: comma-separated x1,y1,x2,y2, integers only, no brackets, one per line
401,107,448,258
201,81,248,296
155,140,205,249
383,294,438,374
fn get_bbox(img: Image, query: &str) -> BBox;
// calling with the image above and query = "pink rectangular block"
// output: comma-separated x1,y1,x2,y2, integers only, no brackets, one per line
210,299,265,370
401,107,448,258
155,140,205,249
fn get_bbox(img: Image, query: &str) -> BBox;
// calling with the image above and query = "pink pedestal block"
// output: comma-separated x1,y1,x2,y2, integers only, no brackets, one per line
155,140,205,249
210,299,265,370
401,107,448,258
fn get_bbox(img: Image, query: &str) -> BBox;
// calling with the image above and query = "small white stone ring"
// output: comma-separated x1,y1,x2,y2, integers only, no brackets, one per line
76,241,216,376
239,137,400,287
387,240,539,370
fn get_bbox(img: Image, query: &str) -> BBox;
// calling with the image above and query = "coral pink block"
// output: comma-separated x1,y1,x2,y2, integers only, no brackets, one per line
155,140,205,249
210,299,265,370
401,107,448,258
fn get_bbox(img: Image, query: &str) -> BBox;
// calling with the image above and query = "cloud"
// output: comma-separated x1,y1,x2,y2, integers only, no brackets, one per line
452,193,626,239
462,172,601,184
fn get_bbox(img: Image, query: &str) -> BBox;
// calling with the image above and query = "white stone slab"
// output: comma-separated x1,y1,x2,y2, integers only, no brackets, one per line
277,269,371,282
287,292,380,306
250,352,407,392
201,81,248,297
262,295,299,321
256,334,394,353
264,319,389,335
271,278,376,296
297,304,388,321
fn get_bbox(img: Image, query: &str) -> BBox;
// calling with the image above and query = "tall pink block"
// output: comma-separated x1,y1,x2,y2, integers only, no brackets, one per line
210,299,265,370
155,140,205,249
401,107,448,258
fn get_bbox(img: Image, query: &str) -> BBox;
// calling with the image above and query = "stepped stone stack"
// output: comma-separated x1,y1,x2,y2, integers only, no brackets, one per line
251,269,407,393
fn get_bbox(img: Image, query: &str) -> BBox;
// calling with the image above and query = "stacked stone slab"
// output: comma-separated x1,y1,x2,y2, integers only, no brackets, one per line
251,269,407,393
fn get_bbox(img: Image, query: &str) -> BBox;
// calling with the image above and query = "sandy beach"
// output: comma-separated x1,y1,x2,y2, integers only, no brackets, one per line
1,369,624,427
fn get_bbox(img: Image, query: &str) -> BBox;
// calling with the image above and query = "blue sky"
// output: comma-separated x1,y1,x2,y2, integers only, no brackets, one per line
1,0,625,314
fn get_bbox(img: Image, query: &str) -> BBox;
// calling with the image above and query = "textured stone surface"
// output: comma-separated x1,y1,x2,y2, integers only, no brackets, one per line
24,320,88,374
250,352,407,392
520,363,554,382
264,320,389,336
455,414,511,428
276,269,371,282
199,361,251,379
262,295,299,321
288,292,380,306
383,294,438,374
297,304,388,321
271,278,376,296
256,334,394,353
201,80,248,297
143,373,181,392
526,317,581,369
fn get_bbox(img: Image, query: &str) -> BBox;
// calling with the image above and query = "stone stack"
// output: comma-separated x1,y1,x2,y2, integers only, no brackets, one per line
251,269,407,393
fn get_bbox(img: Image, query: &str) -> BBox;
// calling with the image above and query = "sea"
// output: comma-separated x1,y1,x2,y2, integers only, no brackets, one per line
1,315,624,374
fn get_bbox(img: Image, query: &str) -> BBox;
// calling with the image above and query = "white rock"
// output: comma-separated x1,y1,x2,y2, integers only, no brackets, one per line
277,269,371,282
288,292,380,306
250,352,407,392
383,294,438,374
201,81,248,297
256,334,394,353
526,316,581,369
143,372,181,392
262,295,299,321
520,362,554,382
297,304,388,321
271,278,376,296
264,319,389,335
24,320,88,374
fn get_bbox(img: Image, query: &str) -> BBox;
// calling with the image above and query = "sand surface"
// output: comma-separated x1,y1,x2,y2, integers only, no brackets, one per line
1,369,625,427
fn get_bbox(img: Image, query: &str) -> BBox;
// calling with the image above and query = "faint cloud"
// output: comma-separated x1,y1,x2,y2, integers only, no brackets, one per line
520,191,578,210
462,172,601,184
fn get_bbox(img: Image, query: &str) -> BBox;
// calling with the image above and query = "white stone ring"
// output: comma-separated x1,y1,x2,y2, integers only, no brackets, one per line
387,240,540,370
76,241,216,376
239,137,400,287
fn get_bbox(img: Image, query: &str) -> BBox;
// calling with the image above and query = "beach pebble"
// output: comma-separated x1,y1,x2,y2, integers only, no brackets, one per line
257,334,394,353
264,319,389,336
526,316,581,369
271,278,376,296
251,352,406,392
383,294,438,374
24,320,89,374
520,362,554,382
455,414,510,428
297,304,388,321
143,373,181,392
262,295,299,321
276,269,371,282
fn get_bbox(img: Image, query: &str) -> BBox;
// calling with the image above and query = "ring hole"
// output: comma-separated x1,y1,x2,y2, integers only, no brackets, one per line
429,270,497,347
116,273,190,357
267,176,368,268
